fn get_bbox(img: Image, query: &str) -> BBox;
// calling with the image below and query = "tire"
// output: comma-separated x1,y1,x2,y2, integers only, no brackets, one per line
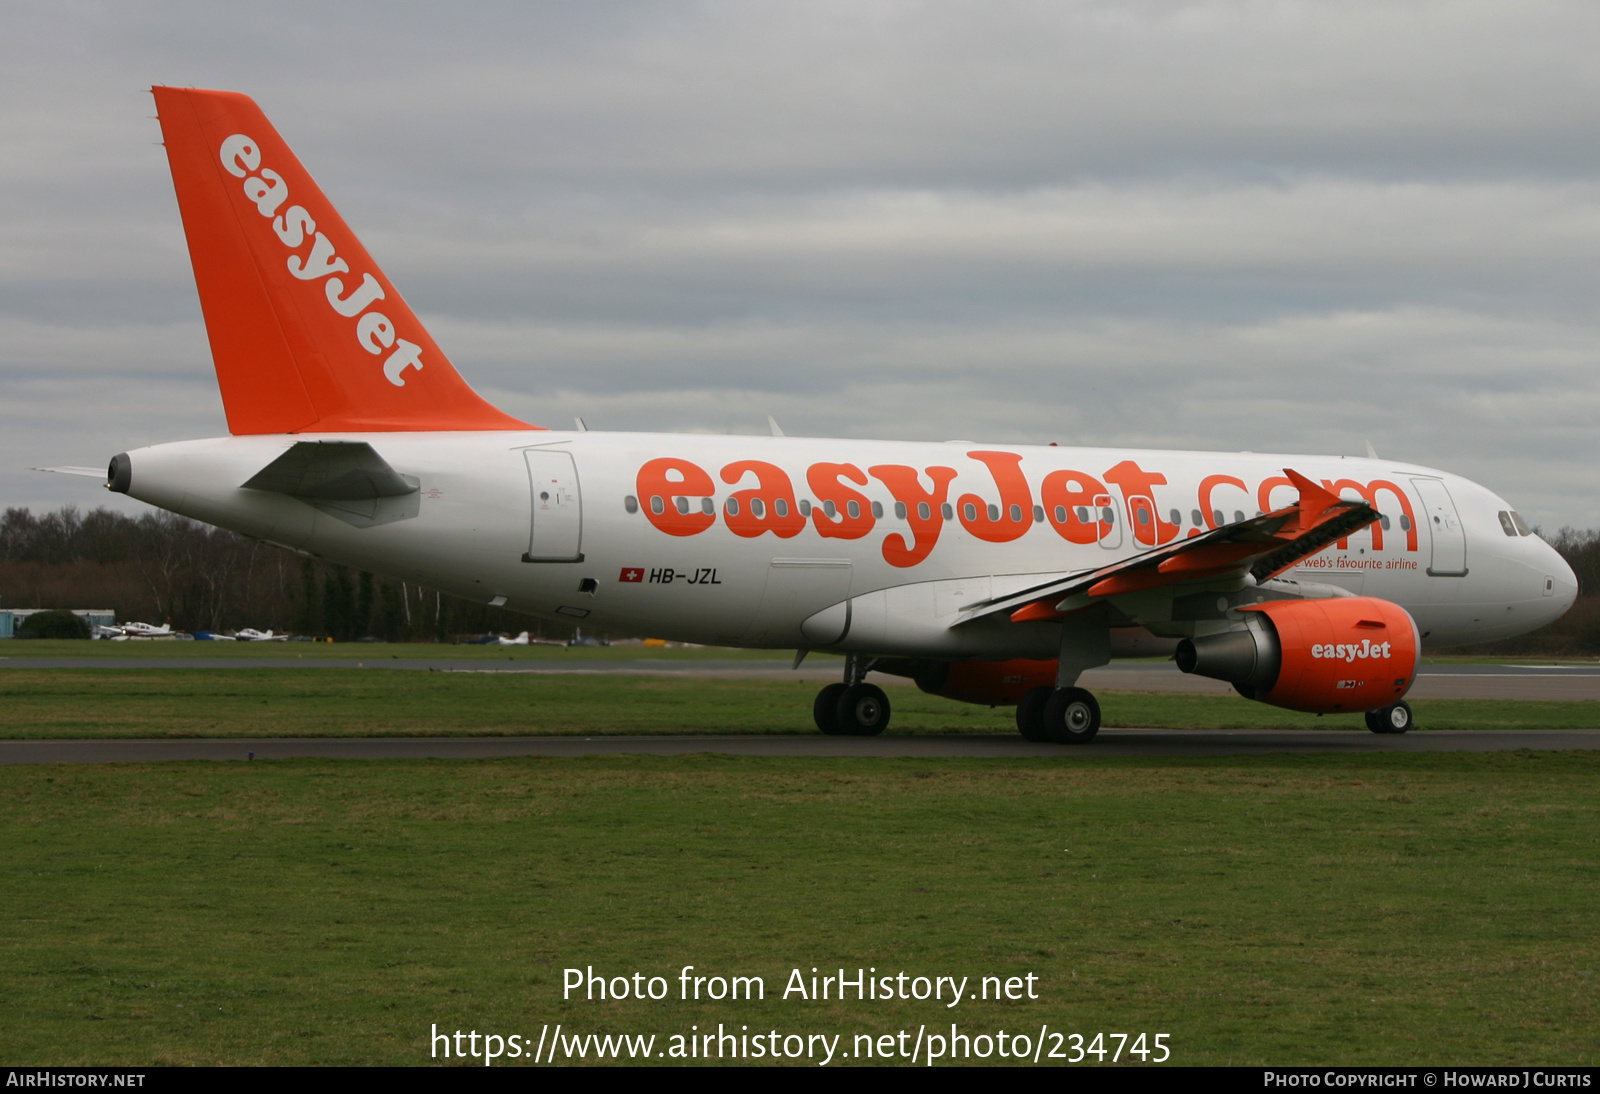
1016,685,1053,741
1366,701,1413,734
1041,687,1101,744
836,683,891,736
814,683,848,735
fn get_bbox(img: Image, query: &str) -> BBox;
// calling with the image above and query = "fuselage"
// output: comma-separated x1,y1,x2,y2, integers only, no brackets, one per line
119,431,1578,655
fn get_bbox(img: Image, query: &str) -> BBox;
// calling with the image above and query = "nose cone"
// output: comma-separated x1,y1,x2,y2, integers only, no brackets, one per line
1536,537,1580,622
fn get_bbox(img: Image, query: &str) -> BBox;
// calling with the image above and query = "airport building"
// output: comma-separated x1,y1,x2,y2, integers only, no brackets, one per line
0,608,117,638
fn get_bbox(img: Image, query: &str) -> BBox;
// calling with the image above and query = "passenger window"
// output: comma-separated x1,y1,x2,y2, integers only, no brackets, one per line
942,503,954,520
701,497,714,515
1511,511,1532,535
651,495,665,515
963,503,978,522
1136,507,1150,526
987,504,999,521
1191,508,1203,527
1400,515,1412,531
1169,509,1181,526
918,502,931,521
751,498,766,519
872,501,884,519
725,498,740,516
1380,514,1391,530
1101,507,1115,524
799,499,812,517
895,501,907,519
1212,509,1224,526
847,500,860,519
1233,510,1245,524
1497,511,1517,537
1033,505,1044,523
625,495,639,514
674,496,689,515
1073,506,1087,523
823,499,837,518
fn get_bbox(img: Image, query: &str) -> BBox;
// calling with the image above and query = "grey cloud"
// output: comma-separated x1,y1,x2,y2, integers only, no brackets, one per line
1,1,1597,530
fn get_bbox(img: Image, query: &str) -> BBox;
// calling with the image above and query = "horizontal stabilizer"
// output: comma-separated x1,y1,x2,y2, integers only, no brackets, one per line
31,466,108,479
242,441,418,500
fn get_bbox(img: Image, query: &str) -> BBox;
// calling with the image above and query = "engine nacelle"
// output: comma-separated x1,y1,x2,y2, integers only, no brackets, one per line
877,628,1177,706
1175,596,1420,714
876,657,1059,705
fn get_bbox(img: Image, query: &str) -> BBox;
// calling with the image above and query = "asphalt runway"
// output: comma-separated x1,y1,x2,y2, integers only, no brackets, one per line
3,656,1598,699
3,729,1598,764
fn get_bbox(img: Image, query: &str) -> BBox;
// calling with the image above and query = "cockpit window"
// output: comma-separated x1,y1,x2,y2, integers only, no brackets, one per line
1497,511,1517,537
1510,511,1532,536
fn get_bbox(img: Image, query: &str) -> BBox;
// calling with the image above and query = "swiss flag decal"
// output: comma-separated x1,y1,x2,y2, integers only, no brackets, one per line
619,567,645,583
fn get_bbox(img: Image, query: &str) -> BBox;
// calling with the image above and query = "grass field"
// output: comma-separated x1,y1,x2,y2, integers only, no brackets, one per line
5,655,1596,1066
0,669,1596,738
2,752,1595,1066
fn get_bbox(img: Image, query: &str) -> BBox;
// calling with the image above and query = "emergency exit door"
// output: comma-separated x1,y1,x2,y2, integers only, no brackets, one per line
523,449,584,562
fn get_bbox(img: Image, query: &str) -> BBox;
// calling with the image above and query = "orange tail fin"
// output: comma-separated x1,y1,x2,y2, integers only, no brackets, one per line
153,87,532,434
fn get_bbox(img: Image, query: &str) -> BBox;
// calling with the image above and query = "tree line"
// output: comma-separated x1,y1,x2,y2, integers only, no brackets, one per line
0,505,572,640
2,504,1597,650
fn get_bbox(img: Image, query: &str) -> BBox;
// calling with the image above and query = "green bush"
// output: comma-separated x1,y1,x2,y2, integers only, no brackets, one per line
16,610,91,640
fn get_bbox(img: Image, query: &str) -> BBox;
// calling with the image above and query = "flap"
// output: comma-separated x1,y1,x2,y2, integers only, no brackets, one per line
241,440,419,500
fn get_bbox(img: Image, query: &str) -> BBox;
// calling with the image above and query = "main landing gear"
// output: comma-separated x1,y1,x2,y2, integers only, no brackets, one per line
1365,700,1415,734
814,654,891,736
1016,685,1102,744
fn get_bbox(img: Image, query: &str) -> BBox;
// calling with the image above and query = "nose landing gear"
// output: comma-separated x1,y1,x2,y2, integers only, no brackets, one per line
1016,684,1102,744
813,654,891,736
1365,700,1415,734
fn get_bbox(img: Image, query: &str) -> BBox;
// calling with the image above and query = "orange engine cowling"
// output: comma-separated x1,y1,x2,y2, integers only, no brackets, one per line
887,658,1059,705
1175,596,1420,714
881,628,1178,706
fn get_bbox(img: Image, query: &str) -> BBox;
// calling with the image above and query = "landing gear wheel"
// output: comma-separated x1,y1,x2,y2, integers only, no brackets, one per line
1016,685,1053,742
836,683,891,736
814,683,848,735
1365,700,1414,735
1042,687,1101,744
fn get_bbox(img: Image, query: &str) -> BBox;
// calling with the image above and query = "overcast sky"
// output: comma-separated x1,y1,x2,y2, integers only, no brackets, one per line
2,1,1597,528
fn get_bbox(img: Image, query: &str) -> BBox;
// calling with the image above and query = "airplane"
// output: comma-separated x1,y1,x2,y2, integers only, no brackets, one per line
235,628,287,641
98,87,1578,742
497,631,532,647
120,622,174,638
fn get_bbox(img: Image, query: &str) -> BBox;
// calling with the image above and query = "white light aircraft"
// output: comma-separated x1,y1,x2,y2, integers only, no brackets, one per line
235,628,287,641
101,88,1578,742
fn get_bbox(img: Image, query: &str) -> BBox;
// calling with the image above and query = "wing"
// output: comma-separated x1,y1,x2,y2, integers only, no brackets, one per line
955,469,1378,626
